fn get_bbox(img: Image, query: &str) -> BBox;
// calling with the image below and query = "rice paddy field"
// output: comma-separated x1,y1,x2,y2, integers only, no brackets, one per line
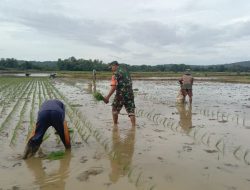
0,75,250,190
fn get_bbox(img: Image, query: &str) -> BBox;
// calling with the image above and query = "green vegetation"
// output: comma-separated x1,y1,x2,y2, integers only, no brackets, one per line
47,151,65,160
93,91,104,101
55,71,250,83
1,57,250,72
68,128,74,133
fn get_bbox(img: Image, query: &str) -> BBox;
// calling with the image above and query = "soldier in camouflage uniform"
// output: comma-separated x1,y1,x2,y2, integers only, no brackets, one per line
104,61,136,127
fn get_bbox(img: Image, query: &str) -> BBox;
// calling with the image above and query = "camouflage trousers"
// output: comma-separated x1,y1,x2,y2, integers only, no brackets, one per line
112,92,135,116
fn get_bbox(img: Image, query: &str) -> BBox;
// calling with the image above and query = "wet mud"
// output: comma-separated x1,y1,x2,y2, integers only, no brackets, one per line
0,77,250,190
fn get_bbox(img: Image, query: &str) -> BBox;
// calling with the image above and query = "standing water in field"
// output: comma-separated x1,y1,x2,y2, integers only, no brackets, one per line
0,77,250,190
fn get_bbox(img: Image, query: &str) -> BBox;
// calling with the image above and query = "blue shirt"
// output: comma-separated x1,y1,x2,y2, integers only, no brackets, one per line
39,99,65,114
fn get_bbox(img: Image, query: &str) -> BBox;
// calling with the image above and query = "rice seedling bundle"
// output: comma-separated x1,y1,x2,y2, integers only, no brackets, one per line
68,128,74,133
93,92,104,101
47,151,65,160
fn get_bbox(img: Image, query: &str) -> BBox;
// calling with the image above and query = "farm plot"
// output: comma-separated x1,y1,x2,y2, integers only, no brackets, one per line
0,77,250,190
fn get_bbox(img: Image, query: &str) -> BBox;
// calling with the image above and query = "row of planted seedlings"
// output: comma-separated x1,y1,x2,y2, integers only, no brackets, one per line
0,78,27,115
0,78,33,136
140,91,174,106
0,78,15,97
26,80,39,140
0,79,37,150
135,108,250,165
140,88,250,128
50,79,157,190
9,80,37,146
0,77,18,94
26,80,44,140
139,89,250,161
16,78,55,145
195,107,249,127
138,85,249,127
42,79,92,144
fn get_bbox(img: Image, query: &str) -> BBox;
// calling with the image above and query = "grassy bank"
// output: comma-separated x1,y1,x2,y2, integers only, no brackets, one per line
1,70,250,83
57,71,250,83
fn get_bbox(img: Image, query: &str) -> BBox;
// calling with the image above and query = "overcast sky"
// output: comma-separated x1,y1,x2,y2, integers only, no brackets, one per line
1,0,250,65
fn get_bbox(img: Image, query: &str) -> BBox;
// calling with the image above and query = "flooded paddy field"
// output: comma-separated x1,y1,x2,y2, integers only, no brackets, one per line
0,77,250,190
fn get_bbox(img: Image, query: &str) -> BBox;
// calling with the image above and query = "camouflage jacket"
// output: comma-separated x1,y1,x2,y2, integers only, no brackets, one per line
114,66,133,95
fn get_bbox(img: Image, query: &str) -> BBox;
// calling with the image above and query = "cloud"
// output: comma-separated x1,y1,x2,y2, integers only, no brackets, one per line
1,0,250,65
127,21,179,47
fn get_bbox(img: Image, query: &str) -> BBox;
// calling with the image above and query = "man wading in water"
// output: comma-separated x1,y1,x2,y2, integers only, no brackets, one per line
179,69,194,104
103,61,136,127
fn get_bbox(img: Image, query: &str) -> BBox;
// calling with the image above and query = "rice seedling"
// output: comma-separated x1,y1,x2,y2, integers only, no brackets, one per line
193,129,199,139
47,151,65,160
84,134,91,143
27,81,37,139
243,149,250,165
93,91,104,101
68,128,74,133
135,172,143,187
128,167,135,178
215,138,223,152
206,134,212,146
149,184,156,190
233,145,241,160
43,133,51,142
162,118,168,127
111,151,118,160
201,132,208,145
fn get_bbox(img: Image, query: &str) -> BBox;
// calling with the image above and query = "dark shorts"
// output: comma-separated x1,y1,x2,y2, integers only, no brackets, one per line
181,89,193,97
112,93,135,116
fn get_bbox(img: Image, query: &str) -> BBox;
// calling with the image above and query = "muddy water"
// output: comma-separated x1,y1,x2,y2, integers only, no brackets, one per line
0,78,250,190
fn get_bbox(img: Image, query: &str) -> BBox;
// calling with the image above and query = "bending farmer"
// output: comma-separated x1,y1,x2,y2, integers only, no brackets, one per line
23,99,71,159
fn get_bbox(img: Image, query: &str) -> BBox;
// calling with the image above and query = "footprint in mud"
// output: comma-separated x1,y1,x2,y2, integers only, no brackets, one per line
93,152,104,160
80,156,88,163
71,104,83,107
77,167,104,181
158,136,167,140
10,185,20,190
224,163,239,168
0,132,8,137
216,166,232,173
157,156,164,162
12,161,22,167
153,129,165,132
218,120,228,123
183,145,192,152
204,149,218,153
7,154,23,161
0,164,8,169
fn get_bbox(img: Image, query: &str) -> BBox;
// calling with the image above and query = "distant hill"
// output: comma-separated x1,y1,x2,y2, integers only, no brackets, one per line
224,61,250,68
188,61,250,72
1,57,250,72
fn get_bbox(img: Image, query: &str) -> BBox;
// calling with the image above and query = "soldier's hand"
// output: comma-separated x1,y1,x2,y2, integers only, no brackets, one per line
103,97,109,104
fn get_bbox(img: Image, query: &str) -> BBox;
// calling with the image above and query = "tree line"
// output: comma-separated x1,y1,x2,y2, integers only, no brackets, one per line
0,57,249,72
